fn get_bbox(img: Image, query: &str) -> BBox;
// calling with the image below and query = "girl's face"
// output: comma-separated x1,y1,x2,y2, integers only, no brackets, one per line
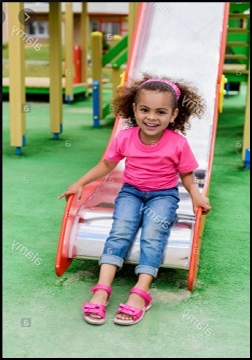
133,90,179,145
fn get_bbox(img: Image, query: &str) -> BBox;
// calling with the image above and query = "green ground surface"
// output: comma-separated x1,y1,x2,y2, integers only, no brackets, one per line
3,86,250,358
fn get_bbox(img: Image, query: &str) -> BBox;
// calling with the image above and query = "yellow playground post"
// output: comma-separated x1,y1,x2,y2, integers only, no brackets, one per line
64,2,74,103
91,31,103,119
128,3,140,50
80,2,89,95
8,2,26,155
49,2,62,139
112,35,123,100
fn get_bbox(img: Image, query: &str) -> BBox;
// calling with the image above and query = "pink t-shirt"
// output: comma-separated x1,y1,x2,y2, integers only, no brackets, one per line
104,127,199,191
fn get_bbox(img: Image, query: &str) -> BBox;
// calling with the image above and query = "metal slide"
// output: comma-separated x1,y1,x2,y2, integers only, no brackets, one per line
55,3,229,290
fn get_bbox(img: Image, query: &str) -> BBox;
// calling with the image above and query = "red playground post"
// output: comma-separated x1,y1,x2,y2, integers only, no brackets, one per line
73,45,81,84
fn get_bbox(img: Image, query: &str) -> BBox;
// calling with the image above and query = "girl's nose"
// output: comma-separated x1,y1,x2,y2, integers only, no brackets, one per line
147,112,156,120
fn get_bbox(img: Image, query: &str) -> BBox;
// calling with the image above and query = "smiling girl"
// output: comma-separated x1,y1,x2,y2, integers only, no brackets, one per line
58,73,211,326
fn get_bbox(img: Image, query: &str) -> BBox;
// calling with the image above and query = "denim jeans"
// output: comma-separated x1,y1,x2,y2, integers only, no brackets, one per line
99,183,180,277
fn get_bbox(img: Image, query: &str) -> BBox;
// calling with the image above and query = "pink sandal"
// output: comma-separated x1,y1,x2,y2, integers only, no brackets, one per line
82,284,112,325
113,287,152,326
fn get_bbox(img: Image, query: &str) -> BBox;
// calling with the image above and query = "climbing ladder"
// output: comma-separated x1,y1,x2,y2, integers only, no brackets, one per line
224,2,250,87
223,2,250,169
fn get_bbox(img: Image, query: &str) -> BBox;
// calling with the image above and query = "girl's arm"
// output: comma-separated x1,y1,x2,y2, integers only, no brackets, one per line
58,159,119,200
179,171,211,215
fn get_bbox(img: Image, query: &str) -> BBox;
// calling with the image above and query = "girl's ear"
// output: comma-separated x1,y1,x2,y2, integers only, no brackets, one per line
171,108,179,122
132,103,136,114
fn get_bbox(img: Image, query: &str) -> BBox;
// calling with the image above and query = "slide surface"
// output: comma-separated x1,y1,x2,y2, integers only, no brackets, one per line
56,3,229,288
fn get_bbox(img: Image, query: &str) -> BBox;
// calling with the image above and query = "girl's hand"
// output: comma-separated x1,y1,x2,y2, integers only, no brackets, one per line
191,193,211,215
58,181,84,201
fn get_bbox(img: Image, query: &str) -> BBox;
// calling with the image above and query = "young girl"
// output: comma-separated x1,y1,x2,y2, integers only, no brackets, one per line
58,73,211,326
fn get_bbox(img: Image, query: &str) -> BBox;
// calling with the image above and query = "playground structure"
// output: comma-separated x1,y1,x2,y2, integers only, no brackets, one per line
2,43,111,101
55,2,233,291
6,2,137,155
91,32,128,122
223,2,250,91
2,74,88,100
223,2,250,168
4,3,90,107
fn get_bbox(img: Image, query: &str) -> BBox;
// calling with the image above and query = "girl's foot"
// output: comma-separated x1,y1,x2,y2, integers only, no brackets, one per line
116,292,145,320
87,289,110,319
82,284,112,324
113,287,153,325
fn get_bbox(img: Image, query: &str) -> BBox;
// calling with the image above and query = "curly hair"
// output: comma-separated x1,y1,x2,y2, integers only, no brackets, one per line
112,72,207,135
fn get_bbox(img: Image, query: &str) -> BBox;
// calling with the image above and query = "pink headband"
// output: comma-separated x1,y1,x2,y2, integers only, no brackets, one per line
140,78,181,99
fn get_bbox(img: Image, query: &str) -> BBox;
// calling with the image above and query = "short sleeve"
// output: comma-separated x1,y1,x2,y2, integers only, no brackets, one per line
104,133,125,162
177,139,199,173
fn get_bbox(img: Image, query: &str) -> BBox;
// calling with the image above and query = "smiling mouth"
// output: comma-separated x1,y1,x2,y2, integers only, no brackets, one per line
144,122,159,128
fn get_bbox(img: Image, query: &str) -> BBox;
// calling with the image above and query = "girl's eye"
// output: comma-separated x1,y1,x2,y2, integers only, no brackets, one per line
158,111,166,115
140,108,148,112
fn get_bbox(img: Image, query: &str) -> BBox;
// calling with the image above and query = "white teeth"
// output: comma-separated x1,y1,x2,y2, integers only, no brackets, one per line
146,123,156,127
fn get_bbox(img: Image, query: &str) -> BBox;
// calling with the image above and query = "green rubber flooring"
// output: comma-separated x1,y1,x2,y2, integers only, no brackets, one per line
3,85,250,358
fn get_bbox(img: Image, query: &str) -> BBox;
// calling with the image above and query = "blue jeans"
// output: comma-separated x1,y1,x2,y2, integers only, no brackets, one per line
99,183,180,278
